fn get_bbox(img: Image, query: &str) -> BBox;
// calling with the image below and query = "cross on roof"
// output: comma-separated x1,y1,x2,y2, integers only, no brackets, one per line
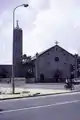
55,41,59,45
16,20,19,29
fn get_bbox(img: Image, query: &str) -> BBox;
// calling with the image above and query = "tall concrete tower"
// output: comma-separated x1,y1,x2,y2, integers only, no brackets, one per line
13,20,23,77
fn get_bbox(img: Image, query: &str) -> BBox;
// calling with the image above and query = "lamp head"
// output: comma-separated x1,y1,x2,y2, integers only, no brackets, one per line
23,4,29,7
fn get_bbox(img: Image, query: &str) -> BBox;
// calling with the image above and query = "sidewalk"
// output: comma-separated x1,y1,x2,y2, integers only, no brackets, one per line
0,87,70,100
0,84,80,100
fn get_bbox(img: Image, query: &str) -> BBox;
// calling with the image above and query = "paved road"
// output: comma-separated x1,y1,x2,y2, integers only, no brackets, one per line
0,92,80,120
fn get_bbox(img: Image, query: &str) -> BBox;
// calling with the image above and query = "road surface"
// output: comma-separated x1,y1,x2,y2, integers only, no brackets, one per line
0,92,80,120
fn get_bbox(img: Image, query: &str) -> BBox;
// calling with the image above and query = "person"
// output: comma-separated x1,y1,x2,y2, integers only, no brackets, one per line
65,77,70,84
69,74,74,89
69,78,74,89
65,77,70,87
65,78,68,84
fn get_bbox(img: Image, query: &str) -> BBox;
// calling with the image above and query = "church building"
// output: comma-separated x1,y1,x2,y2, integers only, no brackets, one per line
32,42,78,82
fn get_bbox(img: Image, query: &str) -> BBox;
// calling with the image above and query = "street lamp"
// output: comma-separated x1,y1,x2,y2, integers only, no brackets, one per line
12,4,29,94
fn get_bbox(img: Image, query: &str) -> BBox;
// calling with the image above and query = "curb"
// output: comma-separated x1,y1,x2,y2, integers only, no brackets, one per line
0,90,80,101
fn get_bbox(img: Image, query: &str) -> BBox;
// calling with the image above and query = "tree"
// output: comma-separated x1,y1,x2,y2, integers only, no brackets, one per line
22,54,31,64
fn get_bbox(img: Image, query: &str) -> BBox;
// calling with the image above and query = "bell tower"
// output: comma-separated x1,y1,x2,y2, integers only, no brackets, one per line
13,20,23,77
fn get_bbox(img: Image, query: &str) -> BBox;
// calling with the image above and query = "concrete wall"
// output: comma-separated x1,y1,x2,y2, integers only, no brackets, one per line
0,64,34,78
0,65,12,77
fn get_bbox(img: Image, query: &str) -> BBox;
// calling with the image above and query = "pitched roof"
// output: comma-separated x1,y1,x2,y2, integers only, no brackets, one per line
32,45,75,60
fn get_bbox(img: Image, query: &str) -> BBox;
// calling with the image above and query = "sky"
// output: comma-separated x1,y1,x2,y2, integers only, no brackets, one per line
0,0,80,64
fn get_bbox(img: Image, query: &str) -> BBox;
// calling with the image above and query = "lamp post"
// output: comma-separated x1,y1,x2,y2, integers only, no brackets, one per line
75,54,78,80
12,4,29,94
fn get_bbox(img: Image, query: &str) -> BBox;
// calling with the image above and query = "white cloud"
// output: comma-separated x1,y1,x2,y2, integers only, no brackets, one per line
26,0,80,54
0,0,80,64
29,0,50,12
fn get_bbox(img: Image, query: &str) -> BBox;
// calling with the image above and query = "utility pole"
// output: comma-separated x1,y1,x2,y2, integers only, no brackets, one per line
35,53,39,83
12,4,29,94
75,54,78,80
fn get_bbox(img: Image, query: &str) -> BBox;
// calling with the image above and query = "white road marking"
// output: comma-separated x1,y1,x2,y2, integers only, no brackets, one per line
0,91,80,103
0,99,80,114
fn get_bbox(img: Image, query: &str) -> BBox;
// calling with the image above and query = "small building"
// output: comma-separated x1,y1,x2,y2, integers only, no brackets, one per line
0,65,12,78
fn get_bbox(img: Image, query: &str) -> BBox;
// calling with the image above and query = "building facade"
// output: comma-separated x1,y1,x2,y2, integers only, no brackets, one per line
33,45,77,82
